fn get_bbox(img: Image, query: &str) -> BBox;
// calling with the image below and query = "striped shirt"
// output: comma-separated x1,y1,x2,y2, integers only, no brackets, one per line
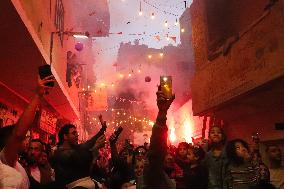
226,162,260,189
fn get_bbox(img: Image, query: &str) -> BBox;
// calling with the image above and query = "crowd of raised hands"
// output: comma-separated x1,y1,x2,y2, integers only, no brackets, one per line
0,74,283,189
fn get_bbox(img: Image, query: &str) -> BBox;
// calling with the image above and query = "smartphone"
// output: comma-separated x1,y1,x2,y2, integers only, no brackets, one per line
38,65,54,87
160,76,172,99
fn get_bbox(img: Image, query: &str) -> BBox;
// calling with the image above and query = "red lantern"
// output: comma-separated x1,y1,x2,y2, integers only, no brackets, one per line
145,76,151,82
75,42,84,51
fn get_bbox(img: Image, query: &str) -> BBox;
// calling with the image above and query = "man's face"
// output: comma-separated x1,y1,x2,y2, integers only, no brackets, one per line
209,127,223,144
187,149,197,163
134,160,144,177
136,148,146,161
259,164,269,180
164,153,174,168
267,146,282,162
65,127,78,145
28,141,43,163
178,145,188,159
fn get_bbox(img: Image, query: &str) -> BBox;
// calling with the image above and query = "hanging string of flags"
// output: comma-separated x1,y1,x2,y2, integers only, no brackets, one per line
105,31,177,39
88,60,160,92
95,28,180,54
86,110,154,128
148,0,186,9
110,0,187,28
91,0,188,55
96,45,120,55
95,33,176,53
142,0,184,17
109,95,144,105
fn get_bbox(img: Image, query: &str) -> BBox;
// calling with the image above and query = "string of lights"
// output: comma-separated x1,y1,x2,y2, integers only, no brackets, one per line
95,25,185,54
109,96,144,105
142,0,180,17
111,0,186,28
91,0,189,57
92,51,167,88
149,0,186,9
86,110,154,127
81,66,143,90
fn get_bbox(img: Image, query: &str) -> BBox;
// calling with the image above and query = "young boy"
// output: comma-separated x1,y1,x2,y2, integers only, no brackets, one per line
184,145,208,189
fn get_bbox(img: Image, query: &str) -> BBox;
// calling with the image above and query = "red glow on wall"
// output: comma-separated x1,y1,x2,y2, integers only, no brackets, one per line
167,99,203,145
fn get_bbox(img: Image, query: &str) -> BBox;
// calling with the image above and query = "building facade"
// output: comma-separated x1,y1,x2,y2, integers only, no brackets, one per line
0,0,110,141
190,0,284,143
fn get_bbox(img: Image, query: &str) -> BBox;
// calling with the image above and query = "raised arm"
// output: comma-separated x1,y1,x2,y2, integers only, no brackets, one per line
109,127,123,163
3,76,54,166
79,121,106,150
144,88,175,187
148,90,174,167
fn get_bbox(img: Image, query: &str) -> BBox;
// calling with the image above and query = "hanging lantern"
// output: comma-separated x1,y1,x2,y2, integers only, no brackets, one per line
145,76,151,82
75,42,84,51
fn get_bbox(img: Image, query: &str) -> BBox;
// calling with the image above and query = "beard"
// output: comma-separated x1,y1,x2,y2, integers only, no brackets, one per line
27,156,37,166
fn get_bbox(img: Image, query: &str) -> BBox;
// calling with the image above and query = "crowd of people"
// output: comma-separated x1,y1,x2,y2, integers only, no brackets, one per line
0,76,283,189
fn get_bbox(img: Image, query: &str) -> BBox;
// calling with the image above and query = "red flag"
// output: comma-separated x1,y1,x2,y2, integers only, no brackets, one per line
109,32,122,35
170,36,177,43
154,35,161,41
96,29,103,35
89,11,96,16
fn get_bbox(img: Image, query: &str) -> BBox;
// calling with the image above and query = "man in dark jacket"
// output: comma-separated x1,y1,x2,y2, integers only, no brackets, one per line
52,123,106,187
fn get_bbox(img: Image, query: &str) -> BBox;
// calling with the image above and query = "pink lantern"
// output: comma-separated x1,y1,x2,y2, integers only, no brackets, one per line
75,42,84,51
145,76,151,82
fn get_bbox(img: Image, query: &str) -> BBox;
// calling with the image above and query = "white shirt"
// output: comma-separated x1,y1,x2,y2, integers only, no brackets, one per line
270,168,284,189
0,150,30,189
0,160,23,189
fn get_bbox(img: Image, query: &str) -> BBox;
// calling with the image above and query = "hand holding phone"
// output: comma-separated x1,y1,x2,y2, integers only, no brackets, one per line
37,75,55,96
160,76,172,99
38,65,54,87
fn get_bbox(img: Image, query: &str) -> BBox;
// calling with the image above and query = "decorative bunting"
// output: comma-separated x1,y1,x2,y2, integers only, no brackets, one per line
142,0,181,17
109,96,143,105
170,36,177,43
89,11,96,16
154,35,161,41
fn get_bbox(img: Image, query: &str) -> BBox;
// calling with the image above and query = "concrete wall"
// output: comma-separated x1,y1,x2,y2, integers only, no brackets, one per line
190,0,284,115
179,8,192,50
205,0,267,52
190,0,284,142
224,110,284,142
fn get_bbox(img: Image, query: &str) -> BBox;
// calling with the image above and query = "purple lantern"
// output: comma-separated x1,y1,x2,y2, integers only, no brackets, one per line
75,42,84,51
145,76,151,82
